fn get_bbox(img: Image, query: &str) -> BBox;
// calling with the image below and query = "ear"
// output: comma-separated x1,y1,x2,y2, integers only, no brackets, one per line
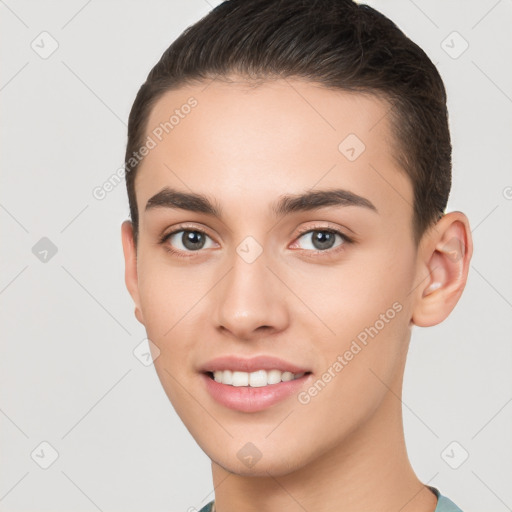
121,220,145,325
411,211,473,327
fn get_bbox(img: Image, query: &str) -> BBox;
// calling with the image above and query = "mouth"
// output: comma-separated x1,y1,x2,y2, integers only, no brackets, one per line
202,369,314,412
205,369,313,387
199,354,313,411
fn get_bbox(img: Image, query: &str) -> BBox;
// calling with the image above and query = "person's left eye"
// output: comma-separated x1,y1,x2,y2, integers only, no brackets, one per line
293,229,350,253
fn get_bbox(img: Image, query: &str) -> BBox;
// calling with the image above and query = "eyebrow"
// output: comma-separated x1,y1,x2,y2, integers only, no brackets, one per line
145,186,378,217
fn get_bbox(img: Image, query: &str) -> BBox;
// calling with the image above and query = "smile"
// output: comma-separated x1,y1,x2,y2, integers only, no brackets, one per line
209,369,308,387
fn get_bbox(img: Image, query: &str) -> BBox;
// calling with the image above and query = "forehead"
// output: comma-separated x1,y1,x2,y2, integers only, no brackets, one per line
135,78,412,225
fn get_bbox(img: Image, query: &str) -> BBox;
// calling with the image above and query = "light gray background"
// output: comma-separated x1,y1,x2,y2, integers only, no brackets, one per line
1,1,511,511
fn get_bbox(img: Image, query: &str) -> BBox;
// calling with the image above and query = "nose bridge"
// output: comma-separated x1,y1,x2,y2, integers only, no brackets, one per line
213,241,289,339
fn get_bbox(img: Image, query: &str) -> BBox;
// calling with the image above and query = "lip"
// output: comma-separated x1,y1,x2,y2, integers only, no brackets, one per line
201,372,313,413
199,355,311,374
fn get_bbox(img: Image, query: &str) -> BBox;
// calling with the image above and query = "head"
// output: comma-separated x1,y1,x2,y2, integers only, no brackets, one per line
122,0,472,477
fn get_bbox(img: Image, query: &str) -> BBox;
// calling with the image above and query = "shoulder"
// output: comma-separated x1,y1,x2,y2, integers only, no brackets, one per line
429,486,464,512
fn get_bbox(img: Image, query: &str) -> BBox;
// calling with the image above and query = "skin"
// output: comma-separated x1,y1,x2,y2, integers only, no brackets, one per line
121,77,473,512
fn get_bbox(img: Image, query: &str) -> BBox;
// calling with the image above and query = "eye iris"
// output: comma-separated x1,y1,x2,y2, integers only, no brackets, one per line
182,231,205,250
312,231,336,250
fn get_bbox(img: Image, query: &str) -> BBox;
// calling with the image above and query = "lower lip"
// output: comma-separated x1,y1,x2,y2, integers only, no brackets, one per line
201,372,312,413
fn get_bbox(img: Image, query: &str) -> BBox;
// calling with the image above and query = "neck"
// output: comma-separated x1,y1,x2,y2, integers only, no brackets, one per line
210,384,438,512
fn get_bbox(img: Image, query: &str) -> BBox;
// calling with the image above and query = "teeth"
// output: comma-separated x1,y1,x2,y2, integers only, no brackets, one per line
212,369,306,387
232,371,248,387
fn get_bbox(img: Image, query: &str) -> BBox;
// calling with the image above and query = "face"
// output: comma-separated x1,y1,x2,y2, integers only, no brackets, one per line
124,78,420,476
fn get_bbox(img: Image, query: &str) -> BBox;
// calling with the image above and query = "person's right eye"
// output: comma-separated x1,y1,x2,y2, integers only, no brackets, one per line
159,228,217,258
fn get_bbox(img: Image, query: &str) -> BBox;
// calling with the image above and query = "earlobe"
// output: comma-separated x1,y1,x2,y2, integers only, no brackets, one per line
121,220,145,326
412,212,473,327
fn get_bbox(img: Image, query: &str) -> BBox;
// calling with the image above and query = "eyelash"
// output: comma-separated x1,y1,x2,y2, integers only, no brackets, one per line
158,224,354,259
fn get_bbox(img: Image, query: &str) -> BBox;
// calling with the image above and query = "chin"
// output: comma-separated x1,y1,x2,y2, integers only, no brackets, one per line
207,441,312,478
214,457,301,478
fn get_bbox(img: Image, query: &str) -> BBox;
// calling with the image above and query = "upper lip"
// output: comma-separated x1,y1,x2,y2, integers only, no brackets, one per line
200,355,311,374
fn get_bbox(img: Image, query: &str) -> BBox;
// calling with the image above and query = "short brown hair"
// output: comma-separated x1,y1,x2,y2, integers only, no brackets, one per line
125,0,451,246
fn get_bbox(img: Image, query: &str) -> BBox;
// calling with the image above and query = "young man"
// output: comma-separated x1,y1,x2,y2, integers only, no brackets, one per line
121,1,472,510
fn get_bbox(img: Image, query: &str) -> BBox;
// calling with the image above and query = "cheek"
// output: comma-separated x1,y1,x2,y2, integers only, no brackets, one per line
136,262,199,408
137,249,203,324
293,283,411,440
135,253,218,380
292,244,414,395
290,243,414,335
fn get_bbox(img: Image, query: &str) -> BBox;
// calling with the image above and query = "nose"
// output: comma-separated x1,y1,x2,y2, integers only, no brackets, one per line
212,249,290,341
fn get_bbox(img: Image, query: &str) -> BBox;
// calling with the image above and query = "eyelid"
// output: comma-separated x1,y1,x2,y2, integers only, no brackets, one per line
159,222,217,243
293,222,354,242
